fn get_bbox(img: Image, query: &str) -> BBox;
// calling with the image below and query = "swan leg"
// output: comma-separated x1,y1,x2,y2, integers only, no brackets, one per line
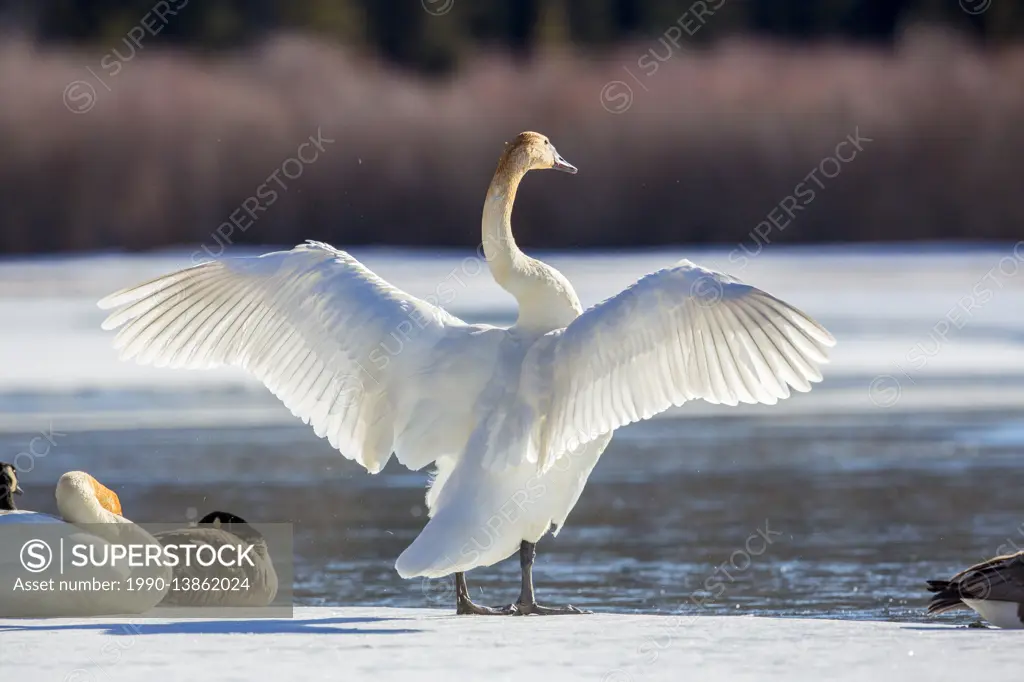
454,572,514,616
512,541,591,615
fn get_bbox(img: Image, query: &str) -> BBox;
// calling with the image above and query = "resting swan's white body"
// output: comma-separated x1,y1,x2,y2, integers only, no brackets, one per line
98,132,835,589
0,470,170,617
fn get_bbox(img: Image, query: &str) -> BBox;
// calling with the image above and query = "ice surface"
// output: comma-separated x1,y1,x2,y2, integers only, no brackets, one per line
0,607,1013,682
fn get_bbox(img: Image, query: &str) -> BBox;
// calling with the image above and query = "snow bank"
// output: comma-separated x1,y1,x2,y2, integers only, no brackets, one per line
0,607,1011,682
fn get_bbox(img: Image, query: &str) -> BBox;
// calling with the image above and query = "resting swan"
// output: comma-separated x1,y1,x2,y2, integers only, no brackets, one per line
0,464,170,617
98,131,835,615
927,551,1024,628
153,511,278,607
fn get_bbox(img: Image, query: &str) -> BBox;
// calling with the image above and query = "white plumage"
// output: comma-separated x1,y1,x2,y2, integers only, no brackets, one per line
98,132,835,594
100,244,456,475
0,471,170,617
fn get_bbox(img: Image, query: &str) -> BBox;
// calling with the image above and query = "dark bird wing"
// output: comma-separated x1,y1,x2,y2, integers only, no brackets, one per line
927,550,1024,615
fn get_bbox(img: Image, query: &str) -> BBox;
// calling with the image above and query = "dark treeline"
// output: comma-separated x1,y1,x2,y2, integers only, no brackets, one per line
3,0,1024,71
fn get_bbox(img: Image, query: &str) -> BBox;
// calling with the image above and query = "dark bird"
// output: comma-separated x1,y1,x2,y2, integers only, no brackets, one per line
927,551,1024,628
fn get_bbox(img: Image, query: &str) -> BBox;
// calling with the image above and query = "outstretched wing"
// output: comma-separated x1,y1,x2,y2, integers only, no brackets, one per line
98,241,464,473
521,259,835,472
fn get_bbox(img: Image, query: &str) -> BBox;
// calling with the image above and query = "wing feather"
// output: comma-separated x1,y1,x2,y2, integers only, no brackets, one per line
99,241,464,473
521,259,835,472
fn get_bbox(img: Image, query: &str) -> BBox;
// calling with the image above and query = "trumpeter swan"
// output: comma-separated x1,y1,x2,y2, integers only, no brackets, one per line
0,463,122,524
0,466,170,617
927,551,1024,628
98,131,835,615
153,511,278,607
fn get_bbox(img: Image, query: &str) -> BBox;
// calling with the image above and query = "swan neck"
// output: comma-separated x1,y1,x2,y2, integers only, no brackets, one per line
482,164,527,289
480,161,584,331
57,481,168,577
57,478,116,526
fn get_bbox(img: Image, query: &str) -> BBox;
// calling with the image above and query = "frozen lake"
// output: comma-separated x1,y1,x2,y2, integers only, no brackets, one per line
1,245,1023,625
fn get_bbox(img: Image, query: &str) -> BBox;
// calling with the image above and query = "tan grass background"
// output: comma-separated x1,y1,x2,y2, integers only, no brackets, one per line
1,29,1021,253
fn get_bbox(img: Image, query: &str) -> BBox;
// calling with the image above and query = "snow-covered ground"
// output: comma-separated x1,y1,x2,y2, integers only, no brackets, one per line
1,244,1022,430
0,607,1013,682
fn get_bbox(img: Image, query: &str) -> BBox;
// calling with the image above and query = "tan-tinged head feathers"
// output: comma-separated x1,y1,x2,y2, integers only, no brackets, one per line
494,131,577,181
56,471,123,521
88,475,122,516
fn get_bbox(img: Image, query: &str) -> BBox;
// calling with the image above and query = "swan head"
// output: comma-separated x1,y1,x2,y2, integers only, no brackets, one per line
199,510,265,545
500,131,577,176
56,471,123,522
0,462,24,509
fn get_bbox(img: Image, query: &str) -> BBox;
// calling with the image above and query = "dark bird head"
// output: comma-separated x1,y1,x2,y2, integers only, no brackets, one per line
0,462,24,510
198,510,265,544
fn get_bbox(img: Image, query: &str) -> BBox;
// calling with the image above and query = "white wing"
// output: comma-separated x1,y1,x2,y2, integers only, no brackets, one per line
523,259,835,472
98,241,464,473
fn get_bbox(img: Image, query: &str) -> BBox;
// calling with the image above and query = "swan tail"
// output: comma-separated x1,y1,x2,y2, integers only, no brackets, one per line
395,499,521,579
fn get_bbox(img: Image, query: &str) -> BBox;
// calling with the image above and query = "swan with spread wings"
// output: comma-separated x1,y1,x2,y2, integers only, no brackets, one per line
98,132,835,615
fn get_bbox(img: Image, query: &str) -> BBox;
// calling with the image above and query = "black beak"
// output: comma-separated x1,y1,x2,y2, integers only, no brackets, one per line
552,151,578,175
13,484,23,496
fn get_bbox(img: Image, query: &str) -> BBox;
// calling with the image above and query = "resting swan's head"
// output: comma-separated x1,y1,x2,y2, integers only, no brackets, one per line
498,131,577,177
56,471,123,522
0,462,24,510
